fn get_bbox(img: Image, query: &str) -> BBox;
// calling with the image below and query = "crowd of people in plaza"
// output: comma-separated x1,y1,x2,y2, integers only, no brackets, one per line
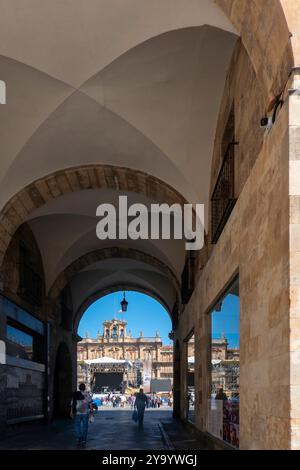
91,391,172,409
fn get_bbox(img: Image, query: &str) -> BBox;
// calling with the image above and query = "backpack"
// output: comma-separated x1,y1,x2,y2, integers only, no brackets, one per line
72,391,90,414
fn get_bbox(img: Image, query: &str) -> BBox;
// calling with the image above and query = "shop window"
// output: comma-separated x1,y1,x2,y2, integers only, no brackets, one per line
6,321,45,365
207,277,240,448
2,295,44,335
185,331,195,423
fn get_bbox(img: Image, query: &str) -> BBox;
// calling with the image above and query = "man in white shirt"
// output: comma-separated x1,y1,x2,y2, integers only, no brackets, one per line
70,383,93,447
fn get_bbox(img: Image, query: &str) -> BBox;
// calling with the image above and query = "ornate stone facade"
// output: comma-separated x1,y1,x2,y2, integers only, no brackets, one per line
77,318,173,384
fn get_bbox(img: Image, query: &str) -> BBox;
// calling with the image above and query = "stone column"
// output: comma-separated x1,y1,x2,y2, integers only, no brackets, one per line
289,68,300,449
173,339,181,418
0,296,7,437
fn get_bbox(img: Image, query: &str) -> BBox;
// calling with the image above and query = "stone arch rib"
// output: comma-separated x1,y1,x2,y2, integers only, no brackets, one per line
0,164,188,268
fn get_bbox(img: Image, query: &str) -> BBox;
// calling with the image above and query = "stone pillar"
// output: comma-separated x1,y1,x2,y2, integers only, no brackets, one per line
0,296,7,437
196,311,210,432
289,68,300,449
173,339,181,418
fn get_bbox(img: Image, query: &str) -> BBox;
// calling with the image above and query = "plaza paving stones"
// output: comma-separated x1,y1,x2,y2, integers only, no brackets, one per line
0,409,178,450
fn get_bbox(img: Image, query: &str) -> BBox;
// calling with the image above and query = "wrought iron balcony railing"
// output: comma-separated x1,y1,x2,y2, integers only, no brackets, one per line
211,143,237,244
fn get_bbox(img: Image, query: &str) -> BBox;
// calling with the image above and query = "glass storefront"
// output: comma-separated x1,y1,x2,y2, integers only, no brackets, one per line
207,278,239,448
185,332,195,423
0,295,46,423
6,323,44,364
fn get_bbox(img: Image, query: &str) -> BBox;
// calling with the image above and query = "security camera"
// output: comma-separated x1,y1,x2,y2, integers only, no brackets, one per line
260,116,273,129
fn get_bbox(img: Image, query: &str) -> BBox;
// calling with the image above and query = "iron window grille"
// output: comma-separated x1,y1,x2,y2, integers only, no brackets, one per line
211,142,238,244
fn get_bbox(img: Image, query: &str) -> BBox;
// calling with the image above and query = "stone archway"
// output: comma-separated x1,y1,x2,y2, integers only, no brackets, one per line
49,246,180,302
0,164,188,269
74,284,176,334
173,339,181,418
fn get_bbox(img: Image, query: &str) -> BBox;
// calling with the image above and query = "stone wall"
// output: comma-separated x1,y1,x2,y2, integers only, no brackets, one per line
216,0,293,103
288,70,300,449
210,40,266,200
178,62,291,449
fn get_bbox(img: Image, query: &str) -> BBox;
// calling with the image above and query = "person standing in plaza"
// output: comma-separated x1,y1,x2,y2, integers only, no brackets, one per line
131,393,136,409
70,383,93,448
134,388,148,429
215,387,228,401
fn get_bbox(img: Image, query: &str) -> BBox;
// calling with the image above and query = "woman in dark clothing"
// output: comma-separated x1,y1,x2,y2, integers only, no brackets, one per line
134,388,148,428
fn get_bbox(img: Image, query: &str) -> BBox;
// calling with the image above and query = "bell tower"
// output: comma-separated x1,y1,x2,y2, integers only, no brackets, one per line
102,318,127,340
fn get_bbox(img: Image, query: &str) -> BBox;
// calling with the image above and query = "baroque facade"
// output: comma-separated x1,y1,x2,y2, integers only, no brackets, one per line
77,320,239,396
77,318,173,383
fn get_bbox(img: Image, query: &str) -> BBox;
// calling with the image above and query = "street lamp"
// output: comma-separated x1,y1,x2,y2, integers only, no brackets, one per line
120,291,128,312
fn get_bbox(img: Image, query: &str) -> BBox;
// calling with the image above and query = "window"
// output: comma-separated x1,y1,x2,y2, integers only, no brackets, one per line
3,296,44,335
207,277,240,448
112,326,118,339
211,106,237,244
6,322,45,364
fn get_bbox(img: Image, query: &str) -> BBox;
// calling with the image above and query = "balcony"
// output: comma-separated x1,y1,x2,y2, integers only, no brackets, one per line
211,143,237,244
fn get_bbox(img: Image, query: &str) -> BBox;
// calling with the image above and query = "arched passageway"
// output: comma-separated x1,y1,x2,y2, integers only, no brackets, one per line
76,291,174,399
0,0,299,451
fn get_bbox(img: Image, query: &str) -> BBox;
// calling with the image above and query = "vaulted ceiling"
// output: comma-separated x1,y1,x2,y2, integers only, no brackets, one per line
0,0,238,316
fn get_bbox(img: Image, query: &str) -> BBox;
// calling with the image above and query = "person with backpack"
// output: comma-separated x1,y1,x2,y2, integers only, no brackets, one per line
70,383,93,447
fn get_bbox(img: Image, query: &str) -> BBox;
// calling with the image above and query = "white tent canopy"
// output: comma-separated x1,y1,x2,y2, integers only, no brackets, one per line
84,356,133,366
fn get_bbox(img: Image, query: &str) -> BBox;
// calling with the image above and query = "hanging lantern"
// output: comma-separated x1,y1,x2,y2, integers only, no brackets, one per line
120,291,128,312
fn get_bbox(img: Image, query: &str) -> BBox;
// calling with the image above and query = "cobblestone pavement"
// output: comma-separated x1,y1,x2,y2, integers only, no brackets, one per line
0,409,175,450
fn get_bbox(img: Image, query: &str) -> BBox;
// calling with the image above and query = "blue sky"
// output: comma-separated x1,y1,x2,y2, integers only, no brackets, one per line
78,291,173,344
78,290,240,348
211,293,240,348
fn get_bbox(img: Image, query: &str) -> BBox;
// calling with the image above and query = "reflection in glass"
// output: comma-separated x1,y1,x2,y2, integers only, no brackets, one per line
186,333,195,423
207,278,240,448
6,323,45,364
6,324,33,361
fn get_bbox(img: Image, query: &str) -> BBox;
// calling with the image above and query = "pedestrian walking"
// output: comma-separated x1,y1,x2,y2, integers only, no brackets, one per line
215,387,228,401
70,383,93,448
134,388,148,428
